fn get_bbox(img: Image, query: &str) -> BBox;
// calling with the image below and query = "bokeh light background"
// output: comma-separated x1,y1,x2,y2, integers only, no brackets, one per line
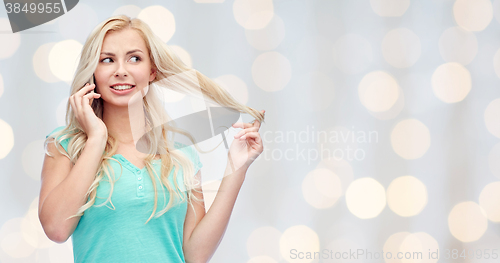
1,0,500,262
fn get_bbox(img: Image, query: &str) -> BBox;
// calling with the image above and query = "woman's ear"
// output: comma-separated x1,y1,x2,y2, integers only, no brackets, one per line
149,68,157,82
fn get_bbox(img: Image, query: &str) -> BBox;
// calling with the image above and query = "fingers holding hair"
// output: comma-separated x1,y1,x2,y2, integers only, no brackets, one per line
232,110,265,130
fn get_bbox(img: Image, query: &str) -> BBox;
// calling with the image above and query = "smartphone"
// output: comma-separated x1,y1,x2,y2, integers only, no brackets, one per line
89,74,97,106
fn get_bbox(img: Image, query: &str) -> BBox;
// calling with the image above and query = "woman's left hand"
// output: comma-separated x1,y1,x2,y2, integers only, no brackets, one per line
227,110,265,173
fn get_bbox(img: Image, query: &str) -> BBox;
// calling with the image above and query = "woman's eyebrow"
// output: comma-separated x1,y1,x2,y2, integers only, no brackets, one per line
100,49,143,56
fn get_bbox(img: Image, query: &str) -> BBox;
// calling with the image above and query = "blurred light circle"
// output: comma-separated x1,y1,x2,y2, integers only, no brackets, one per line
383,231,411,263
387,176,428,217
431,62,471,103
453,0,493,31
138,5,176,43
358,71,400,112
479,181,500,222
345,177,386,219
400,232,439,263
448,201,488,242
370,0,410,17
48,40,82,83
279,225,320,263
399,234,423,263
33,43,59,83
390,119,431,160
233,0,274,30
366,85,405,120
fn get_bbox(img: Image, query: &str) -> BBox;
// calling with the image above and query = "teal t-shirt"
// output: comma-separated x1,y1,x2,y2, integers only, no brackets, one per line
45,126,203,263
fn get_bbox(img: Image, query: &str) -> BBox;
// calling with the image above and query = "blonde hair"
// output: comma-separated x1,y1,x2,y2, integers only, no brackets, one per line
44,15,265,224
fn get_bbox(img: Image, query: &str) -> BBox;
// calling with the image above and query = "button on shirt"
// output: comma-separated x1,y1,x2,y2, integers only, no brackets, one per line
46,126,203,263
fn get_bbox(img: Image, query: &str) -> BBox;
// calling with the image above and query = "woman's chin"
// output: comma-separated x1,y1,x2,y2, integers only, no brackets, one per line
102,96,141,107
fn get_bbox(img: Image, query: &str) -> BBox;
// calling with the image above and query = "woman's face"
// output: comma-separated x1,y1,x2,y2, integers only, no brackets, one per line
94,28,156,107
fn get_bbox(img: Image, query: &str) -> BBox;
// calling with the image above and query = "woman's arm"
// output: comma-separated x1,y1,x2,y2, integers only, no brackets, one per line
183,113,264,263
182,163,247,263
39,136,106,243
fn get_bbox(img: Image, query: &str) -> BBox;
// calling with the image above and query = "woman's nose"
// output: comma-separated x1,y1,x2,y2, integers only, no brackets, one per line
114,62,128,77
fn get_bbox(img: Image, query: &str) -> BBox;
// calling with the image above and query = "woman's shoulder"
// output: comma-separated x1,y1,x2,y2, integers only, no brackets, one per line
46,125,75,140
46,125,67,138
173,141,188,150
173,141,195,155
173,141,203,172
45,125,73,153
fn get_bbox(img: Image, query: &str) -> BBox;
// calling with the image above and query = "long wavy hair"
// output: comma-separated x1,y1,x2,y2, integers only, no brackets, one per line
43,15,265,224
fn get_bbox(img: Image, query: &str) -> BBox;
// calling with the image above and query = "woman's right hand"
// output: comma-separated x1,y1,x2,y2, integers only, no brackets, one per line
69,83,107,141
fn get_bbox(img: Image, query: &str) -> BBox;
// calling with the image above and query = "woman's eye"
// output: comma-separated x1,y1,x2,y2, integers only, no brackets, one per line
100,56,140,63
130,56,140,62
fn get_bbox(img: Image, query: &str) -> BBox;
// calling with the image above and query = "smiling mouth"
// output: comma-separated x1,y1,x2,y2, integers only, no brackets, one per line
111,85,135,90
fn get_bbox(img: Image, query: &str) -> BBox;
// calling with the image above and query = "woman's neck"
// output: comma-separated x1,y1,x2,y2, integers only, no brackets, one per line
102,100,146,145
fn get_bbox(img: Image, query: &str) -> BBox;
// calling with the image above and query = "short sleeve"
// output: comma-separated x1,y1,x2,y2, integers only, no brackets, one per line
174,142,203,175
46,126,71,153
190,145,203,175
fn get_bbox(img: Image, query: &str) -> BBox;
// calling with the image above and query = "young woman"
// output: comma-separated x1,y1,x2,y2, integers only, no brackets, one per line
39,15,265,263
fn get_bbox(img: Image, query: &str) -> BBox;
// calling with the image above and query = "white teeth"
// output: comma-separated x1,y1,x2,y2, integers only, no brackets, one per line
111,85,134,90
